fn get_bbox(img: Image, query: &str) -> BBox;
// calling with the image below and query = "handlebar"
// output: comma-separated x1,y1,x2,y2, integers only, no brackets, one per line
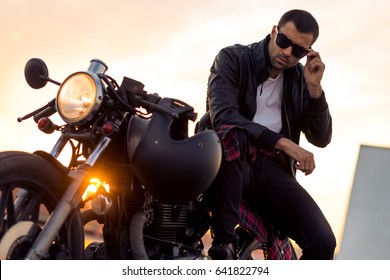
120,76,197,122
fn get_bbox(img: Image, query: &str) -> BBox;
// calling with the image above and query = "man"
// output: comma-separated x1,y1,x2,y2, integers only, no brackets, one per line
198,9,336,259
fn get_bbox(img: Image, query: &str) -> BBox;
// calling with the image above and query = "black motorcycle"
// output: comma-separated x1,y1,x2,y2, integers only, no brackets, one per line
0,59,295,260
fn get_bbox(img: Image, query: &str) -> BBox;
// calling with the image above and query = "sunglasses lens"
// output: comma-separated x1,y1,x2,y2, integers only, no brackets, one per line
292,47,307,58
276,33,290,48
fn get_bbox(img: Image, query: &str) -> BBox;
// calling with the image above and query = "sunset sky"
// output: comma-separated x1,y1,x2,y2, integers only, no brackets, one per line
1,0,390,253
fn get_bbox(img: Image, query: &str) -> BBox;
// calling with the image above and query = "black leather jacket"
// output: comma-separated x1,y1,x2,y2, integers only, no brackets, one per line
198,35,332,166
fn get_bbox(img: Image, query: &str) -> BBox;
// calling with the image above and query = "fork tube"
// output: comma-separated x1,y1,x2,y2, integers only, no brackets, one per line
25,136,112,260
50,134,69,158
85,136,111,166
11,189,30,218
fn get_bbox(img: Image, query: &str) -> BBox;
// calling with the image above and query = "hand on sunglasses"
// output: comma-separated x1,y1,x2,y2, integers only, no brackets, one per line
304,49,325,98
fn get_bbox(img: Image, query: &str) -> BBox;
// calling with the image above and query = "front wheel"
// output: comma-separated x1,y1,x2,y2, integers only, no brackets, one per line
0,151,84,259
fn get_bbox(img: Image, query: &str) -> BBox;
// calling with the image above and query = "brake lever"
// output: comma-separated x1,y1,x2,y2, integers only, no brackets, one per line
17,98,56,123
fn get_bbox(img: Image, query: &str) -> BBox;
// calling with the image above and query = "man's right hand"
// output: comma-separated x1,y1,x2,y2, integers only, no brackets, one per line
274,137,315,175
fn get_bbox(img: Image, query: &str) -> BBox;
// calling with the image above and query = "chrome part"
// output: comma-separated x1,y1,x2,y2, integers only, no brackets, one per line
85,136,111,166
88,59,108,75
129,212,148,260
91,194,112,216
24,167,90,260
50,134,69,158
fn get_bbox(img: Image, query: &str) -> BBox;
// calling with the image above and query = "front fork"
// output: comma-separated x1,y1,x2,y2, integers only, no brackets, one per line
24,136,112,260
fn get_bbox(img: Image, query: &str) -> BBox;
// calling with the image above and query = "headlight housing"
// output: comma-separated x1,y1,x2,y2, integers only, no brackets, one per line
56,72,103,125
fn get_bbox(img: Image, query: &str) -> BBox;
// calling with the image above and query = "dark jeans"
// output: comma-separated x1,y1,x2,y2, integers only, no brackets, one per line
207,130,336,259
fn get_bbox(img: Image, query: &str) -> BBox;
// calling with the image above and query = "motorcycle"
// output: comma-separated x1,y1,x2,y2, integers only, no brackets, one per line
0,58,296,260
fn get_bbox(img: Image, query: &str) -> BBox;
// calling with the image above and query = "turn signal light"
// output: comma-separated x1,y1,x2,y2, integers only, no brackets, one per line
101,121,118,136
37,117,55,134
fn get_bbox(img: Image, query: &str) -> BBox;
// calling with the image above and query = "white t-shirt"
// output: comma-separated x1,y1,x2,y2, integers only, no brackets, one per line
252,72,284,133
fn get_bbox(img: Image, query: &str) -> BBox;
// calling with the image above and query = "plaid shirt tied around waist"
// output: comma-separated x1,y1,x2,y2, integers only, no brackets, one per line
217,125,290,170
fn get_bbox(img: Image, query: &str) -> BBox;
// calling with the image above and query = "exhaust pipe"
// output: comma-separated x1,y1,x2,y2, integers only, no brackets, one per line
129,212,148,260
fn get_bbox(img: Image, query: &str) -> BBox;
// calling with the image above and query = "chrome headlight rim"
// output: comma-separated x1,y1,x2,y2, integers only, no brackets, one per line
56,71,103,126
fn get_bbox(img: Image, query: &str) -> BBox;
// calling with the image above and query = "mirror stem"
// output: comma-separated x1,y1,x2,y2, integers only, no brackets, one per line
39,75,61,86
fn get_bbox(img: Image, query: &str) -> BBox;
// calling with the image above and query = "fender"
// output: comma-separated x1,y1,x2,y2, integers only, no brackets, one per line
33,150,69,176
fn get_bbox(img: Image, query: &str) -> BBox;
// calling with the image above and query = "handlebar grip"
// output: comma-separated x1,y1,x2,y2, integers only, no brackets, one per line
33,105,57,123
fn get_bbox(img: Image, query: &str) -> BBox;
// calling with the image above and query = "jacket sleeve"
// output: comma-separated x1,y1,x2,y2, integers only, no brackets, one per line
207,48,282,150
302,91,332,148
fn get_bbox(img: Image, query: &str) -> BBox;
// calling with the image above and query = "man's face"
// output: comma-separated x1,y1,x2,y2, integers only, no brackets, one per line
269,21,314,73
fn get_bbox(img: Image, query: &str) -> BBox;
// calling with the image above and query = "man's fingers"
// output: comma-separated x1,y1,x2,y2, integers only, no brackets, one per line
295,157,315,175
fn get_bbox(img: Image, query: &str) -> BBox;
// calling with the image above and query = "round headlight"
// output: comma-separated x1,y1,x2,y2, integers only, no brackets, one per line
56,72,103,125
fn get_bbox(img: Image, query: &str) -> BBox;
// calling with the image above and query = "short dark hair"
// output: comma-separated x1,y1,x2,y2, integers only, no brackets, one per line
278,9,319,44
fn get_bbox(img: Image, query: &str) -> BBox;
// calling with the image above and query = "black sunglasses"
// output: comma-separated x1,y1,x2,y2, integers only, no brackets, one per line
275,29,309,58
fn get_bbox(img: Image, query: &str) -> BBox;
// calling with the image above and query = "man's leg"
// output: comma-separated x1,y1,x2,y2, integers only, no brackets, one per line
206,130,251,259
247,156,336,259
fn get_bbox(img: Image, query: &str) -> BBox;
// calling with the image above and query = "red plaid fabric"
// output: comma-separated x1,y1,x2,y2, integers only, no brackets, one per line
216,125,244,161
239,201,295,260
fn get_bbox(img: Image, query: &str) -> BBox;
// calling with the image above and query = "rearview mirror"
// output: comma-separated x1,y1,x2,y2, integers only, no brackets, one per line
24,58,49,89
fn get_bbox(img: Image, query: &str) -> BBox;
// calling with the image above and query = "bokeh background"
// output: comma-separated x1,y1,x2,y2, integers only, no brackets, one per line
1,0,390,255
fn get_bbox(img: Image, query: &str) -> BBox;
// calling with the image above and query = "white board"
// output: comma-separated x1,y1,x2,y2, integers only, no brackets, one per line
337,145,390,259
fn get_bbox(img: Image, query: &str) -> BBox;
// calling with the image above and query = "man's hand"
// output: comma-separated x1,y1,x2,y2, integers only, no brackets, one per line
304,49,325,99
274,138,315,175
